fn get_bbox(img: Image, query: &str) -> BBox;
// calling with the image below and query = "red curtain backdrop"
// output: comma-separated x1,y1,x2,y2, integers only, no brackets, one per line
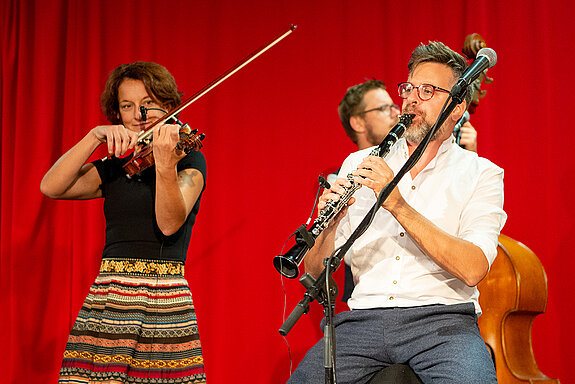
1,0,572,382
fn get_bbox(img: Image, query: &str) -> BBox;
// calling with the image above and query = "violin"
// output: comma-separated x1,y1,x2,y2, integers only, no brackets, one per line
123,108,205,177
122,24,297,177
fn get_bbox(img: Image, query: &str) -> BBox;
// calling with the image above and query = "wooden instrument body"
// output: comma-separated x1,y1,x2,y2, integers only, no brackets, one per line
477,234,560,383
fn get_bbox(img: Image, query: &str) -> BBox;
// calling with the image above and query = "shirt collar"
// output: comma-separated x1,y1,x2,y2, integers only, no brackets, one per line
397,135,456,171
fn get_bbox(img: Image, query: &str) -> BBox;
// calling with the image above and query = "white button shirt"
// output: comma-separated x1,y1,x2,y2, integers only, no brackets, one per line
335,136,507,314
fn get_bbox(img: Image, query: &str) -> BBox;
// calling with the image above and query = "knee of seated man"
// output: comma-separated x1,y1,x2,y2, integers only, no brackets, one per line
415,355,497,384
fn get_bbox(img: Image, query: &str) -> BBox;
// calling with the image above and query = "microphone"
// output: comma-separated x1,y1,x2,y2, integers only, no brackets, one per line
454,111,470,132
450,48,497,102
318,175,331,189
453,111,470,146
139,106,172,123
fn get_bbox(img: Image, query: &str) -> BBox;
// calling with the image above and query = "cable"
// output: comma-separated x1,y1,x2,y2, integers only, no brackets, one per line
278,174,330,375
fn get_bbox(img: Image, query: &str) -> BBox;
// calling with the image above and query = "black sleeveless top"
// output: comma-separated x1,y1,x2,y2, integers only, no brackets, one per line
93,151,207,263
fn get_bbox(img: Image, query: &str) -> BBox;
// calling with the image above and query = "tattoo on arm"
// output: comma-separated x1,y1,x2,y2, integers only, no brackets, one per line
178,169,200,189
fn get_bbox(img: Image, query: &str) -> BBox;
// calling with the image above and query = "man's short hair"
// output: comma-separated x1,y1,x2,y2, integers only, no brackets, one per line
338,80,386,144
408,41,475,107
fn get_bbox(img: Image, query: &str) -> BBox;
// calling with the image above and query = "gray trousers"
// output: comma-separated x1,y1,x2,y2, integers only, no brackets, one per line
287,303,497,384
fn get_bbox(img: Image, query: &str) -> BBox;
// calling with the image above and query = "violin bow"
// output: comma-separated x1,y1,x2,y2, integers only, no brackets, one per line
137,24,297,145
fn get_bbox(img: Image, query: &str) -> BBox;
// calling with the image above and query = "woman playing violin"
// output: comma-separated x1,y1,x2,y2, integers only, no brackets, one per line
41,61,207,383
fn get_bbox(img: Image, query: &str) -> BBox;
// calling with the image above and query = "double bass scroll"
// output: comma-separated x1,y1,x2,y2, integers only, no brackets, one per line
462,33,494,114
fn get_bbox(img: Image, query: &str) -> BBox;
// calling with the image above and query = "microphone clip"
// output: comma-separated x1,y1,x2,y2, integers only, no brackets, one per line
139,106,148,122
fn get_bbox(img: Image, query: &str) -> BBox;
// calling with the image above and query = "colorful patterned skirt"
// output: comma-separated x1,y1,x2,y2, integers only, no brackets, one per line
59,258,206,383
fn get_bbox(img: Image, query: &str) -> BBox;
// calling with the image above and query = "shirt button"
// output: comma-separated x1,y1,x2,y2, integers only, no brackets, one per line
411,185,416,190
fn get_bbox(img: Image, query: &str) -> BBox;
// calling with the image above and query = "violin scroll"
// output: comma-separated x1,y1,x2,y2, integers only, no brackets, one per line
176,127,205,154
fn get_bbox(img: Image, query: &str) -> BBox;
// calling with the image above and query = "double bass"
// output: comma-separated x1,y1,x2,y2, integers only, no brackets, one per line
478,235,560,383
463,33,560,384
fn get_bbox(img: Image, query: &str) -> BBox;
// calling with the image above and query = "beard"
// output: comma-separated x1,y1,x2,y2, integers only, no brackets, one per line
403,108,446,145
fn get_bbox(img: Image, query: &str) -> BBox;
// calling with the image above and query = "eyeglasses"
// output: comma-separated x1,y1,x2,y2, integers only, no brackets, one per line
397,82,450,101
358,103,400,116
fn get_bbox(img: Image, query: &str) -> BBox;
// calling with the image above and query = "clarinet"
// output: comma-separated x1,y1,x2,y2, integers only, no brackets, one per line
273,113,414,278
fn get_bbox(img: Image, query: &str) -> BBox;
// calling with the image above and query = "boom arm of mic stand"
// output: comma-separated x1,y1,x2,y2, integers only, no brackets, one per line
279,266,333,336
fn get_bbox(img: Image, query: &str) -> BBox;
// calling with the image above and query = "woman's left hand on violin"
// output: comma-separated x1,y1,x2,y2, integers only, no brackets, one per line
152,124,187,171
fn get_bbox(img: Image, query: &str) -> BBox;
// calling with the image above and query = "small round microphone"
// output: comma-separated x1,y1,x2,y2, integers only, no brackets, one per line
139,106,148,122
318,175,331,189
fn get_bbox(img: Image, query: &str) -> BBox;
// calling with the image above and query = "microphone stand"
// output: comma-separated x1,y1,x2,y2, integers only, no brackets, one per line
280,93,465,383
